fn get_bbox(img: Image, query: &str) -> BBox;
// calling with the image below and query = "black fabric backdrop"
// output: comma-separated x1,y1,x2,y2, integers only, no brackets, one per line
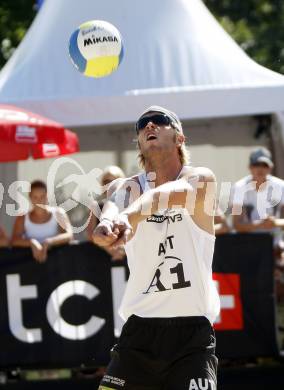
0,244,114,368
0,234,279,368
213,233,278,358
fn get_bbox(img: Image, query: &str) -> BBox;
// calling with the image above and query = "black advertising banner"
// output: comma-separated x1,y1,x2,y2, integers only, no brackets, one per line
0,243,114,368
213,233,278,358
0,234,279,369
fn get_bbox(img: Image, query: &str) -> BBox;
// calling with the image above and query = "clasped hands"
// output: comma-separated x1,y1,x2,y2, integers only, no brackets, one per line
93,214,134,250
30,238,52,263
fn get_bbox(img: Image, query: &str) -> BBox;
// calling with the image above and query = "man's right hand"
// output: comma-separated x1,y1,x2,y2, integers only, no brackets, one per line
111,214,134,249
92,219,118,248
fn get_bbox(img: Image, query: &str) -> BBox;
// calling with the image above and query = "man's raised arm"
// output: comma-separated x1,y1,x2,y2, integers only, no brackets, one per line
92,178,126,248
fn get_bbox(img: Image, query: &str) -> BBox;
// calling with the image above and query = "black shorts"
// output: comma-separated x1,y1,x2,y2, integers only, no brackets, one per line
99,315,218,390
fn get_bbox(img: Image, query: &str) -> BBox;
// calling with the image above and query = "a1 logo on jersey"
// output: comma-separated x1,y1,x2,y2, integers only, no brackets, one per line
143,235,191,294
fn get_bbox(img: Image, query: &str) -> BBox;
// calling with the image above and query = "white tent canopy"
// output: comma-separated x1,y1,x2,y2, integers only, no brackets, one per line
0,0,284,127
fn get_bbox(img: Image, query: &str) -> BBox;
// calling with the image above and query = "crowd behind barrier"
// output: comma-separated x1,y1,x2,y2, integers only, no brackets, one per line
1,150,284,360
0,235,279,371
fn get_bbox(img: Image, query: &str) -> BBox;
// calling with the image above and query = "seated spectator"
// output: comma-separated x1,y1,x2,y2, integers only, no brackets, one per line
87,166,125,260
231,147,284,300
11,180,73,263
0,225,9,247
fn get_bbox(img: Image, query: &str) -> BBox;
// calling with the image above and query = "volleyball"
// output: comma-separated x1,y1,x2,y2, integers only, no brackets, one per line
68,20,124,78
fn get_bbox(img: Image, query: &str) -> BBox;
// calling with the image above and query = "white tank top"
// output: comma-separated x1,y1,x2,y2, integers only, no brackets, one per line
119,172,220,324
24,207,59,243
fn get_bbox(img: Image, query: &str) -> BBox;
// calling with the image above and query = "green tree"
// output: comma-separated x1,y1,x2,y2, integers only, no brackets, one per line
204,0,284,74
0,0,36,69
1,1,284,75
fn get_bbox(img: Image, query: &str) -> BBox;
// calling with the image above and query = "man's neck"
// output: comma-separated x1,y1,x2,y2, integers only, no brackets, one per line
145,158,183,187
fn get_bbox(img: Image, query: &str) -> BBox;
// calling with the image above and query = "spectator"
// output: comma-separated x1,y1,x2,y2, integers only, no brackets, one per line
232,147,284,235
0,225,9,247
231,147,284,300
87,166,125,260
11,180,73,263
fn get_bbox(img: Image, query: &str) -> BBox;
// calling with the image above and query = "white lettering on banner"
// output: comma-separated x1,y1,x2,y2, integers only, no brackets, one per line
46,280,105,340
15,126,37,143
6,275,106,342
7,274,42,343
214,280,235,324
188,378,215,390
111,267,127,337
42,143,59,157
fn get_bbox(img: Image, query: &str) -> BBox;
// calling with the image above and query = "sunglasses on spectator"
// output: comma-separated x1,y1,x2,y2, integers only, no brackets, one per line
135,114,173,133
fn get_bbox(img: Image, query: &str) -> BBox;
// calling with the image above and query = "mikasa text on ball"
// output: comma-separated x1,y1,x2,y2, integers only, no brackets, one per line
69,20,124,78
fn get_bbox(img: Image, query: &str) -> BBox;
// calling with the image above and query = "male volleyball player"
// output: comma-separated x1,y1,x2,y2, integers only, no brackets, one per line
94,106,220,390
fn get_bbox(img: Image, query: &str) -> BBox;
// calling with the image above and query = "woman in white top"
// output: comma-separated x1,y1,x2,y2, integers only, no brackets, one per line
11,180,73,263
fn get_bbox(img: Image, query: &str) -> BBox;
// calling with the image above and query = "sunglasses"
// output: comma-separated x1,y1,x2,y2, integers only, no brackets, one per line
135,114,172,133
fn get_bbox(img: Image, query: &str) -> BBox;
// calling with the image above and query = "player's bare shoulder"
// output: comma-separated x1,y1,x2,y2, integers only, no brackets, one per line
179,165,216,184
194,166,216,183
180,166,216,210
107,177,127,197
107,174,141,208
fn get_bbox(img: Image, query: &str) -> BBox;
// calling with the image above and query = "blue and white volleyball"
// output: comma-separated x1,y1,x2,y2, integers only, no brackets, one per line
69,20,124,78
